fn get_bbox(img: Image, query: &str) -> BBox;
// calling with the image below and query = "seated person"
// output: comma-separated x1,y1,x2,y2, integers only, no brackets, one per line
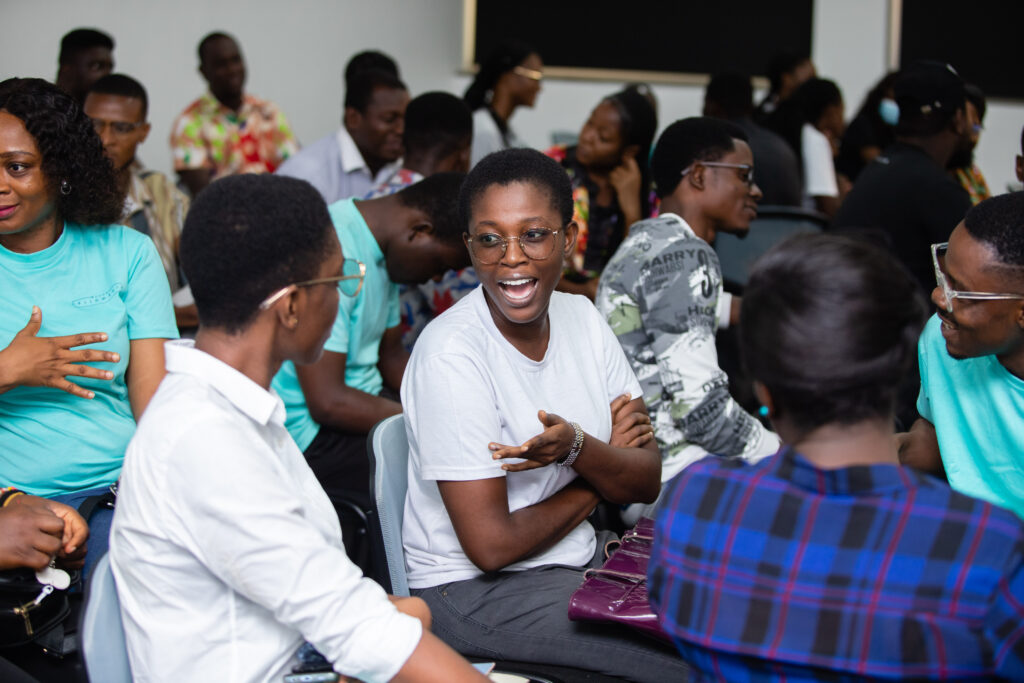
900,192,1024,519
548,87,657,299
703,73,803,207
402,149,688,681
84,73,197,329
277,69,408,204
649,233,1024,680
0,490,88,683
54,28,114,105
170,32,299,196
763,77,845,217
110,174,486,683
0,78,176,577
364,91,475,350
271,174,470,520
597,118,780,516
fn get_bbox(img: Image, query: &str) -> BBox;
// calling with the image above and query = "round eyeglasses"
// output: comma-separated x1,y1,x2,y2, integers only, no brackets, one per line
259,259,366,310
465,228,562,265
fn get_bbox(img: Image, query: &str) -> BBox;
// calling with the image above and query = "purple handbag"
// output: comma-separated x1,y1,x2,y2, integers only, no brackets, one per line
567,517,670,643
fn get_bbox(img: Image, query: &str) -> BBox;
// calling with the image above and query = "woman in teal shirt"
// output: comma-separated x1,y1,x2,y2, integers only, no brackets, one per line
0,78,177,574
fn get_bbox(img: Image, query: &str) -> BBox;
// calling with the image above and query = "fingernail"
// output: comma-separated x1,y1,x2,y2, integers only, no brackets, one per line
86,391,95,399
105,371,113,379
100,333,107,341
489,444,498,451
111,353,120,361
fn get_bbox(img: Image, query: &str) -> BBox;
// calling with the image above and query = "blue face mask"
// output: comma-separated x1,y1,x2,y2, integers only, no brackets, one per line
878,98,899,126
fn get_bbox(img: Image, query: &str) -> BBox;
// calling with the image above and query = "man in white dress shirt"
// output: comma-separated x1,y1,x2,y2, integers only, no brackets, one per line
109,174,484,683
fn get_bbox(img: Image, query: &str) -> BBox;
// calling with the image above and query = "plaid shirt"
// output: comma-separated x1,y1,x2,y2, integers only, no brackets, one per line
649,448,1024,681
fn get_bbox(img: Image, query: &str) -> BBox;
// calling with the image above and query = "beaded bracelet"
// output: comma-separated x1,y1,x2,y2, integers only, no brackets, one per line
557,422,585,468
0,487,25,508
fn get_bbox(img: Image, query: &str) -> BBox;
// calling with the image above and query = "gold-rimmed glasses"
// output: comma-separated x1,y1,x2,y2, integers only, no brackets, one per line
465,228,562,265
259,259,366,310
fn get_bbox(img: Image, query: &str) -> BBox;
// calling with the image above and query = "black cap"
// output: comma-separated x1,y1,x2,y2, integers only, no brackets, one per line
894,61,966,121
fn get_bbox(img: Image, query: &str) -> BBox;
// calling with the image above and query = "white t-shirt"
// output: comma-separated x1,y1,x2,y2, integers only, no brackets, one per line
401,287,643,588
111,341,421,683
801,122,839,205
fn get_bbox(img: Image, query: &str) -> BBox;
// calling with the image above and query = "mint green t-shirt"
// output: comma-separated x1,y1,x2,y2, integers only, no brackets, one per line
272,199,400,450
0,223,178,497
918,314,1024,519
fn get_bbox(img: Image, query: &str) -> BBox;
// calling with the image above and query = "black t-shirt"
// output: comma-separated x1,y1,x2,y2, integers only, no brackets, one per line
834,142,971,295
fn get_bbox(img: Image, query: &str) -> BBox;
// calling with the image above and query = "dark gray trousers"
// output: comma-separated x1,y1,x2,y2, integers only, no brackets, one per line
412,532,689,682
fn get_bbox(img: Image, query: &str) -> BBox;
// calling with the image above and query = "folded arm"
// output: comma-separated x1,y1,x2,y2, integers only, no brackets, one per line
298,350,401,434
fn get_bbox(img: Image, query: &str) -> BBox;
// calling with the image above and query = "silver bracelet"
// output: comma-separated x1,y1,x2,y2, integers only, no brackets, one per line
558,422,584,468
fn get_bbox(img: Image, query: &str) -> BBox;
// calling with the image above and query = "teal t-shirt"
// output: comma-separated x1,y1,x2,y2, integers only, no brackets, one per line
272,199,400,450
918,314,1024,519
0,223,178,497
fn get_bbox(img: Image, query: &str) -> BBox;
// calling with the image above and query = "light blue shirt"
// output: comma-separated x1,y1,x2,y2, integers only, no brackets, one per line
273,199,400,450
276,128,401,205
0,223,178,497
918,314,1024,518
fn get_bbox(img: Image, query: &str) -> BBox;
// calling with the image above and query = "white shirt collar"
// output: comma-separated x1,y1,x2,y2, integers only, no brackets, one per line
335,127,403,184
163,339,283,427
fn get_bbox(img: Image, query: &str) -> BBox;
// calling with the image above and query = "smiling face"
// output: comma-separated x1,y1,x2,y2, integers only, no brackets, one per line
0,111,59,250
200,36,246,105
575,100,626,171
83,92,150,173
467,181,576,338
703,139,762,236
931,222,1024,363
347,85,409,165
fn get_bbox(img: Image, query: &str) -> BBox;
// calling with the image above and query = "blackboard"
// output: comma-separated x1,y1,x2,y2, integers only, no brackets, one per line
899,0,1023,100
466,0,815,83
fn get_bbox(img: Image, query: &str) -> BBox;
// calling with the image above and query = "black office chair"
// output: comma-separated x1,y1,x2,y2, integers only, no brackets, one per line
715,205,828,289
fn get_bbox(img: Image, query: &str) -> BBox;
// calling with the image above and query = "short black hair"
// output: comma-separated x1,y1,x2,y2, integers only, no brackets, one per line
0,77,121,225
705,73,754,119
964,192,1024,270
197,32,236,64
395,172,467,247
894,61,966,137
87,73,148,119
344,50,399,88
459,148,573,231
59,28,113,65
403,91,473,162
181,174,334,333
344,69,407,113
741,234,925,433
651,117,748,199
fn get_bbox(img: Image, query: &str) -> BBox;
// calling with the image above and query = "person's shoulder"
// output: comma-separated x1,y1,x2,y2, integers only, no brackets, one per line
328,197,361,229
910,470,1024,543
174,95,210,122
67,221,145,250
414,291,487,354
277,133,337,171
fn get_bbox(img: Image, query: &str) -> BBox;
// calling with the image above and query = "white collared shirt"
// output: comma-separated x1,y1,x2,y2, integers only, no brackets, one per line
275,127,401,205
110,340,421,683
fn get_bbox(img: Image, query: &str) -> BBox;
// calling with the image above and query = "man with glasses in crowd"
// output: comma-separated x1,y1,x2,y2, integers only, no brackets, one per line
270,173,470,559
84,74,196,330
901,192,1024,519
596,117,780,518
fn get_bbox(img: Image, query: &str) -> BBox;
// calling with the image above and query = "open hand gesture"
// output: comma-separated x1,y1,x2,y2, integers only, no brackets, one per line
490,410,576,472
0,306,118,399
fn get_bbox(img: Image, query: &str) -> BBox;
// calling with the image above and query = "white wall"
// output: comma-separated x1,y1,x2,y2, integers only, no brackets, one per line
3,0,1020,193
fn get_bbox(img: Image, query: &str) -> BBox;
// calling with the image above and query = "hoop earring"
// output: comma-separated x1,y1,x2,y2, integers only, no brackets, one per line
60,179,72,196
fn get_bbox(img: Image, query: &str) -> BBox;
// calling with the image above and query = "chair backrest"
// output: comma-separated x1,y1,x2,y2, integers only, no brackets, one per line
80,552,132,683
366,414,411,597
714,205,828,287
